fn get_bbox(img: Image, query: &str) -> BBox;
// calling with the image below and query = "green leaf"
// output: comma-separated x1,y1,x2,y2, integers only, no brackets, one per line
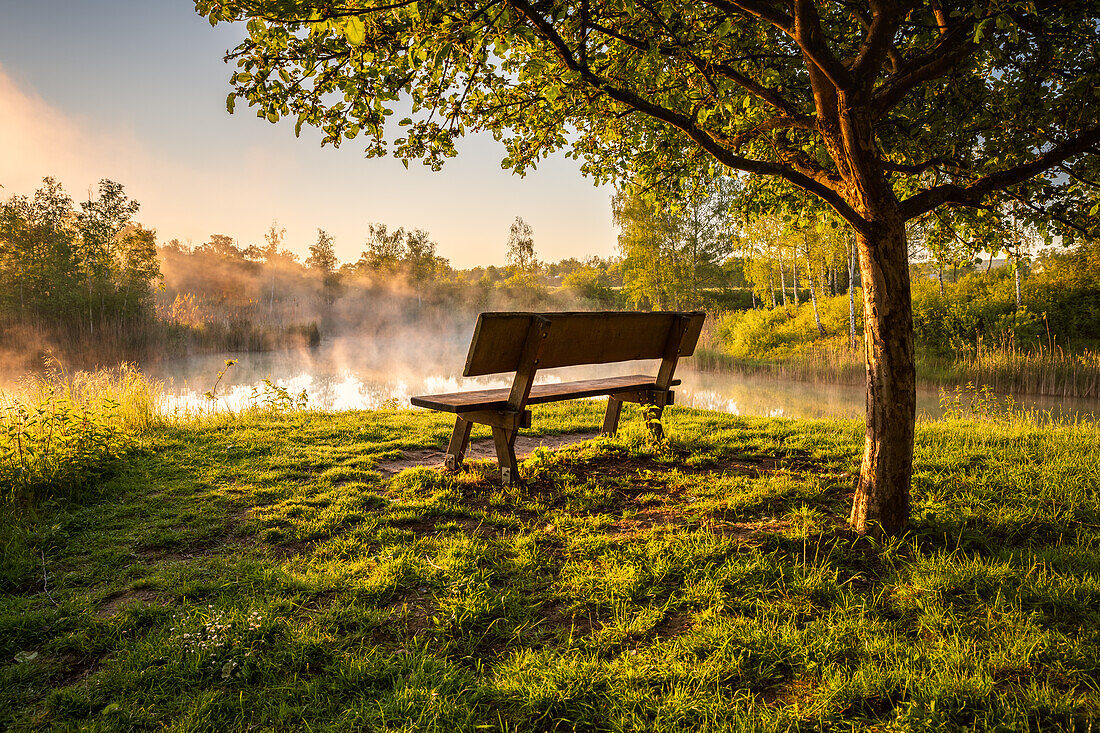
344,16,365,46
226,93,236,114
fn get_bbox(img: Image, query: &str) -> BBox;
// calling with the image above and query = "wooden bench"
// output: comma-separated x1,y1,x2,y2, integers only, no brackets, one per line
410,311,706,485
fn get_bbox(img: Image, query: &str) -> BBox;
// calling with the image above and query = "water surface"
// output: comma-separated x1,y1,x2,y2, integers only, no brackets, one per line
145,340,1100,421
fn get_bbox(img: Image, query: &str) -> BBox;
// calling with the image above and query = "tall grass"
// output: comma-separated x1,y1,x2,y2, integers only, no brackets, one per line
695,344,866,384
937,342,1100,398
0,363,163,504
697,297,867,384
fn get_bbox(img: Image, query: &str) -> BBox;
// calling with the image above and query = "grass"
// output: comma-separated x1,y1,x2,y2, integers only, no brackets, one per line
0,399,1098,731
931,344,1100,399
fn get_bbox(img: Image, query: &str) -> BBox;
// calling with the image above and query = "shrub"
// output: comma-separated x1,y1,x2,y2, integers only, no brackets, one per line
0,364,161,504
708,293,861,360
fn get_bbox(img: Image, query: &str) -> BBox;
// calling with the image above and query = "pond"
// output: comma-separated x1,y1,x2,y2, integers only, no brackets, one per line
145,339,1100,421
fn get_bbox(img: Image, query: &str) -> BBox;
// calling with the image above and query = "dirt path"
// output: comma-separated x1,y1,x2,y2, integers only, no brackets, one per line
376,431,601,475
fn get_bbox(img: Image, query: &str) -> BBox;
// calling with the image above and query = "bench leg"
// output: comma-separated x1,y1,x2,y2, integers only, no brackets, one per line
491,427,520,486
602,396,623,436
444,417,473,471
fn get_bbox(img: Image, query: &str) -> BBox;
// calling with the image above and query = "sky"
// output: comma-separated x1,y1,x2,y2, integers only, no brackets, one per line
0,0,618,268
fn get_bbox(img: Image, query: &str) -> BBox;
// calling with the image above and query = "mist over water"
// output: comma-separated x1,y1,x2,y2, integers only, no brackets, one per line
144,335,1100,420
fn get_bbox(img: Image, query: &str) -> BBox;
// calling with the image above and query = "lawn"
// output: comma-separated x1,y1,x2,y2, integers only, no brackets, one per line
1,401,1098,731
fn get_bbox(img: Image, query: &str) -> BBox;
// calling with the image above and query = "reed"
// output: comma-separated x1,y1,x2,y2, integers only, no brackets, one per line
700,298,1100,399
694,345,865,384
934,343,1100,399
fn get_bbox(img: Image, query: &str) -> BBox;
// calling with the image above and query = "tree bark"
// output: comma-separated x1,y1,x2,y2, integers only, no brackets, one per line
809,274,825,336
1014,262,1021,310
806,237,825,336
849,213,916,536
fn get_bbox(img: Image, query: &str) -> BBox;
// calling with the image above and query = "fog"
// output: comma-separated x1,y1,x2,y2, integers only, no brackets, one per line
5,238,1098,422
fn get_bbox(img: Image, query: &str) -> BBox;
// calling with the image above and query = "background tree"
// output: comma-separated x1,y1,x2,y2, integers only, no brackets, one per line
672,176,737,306
114,224,161,323
616,176,735,309
307,228,338,275
202,233,247,260
77,179,141,332
198,1,1100,535
0,178,160,337
505,217,538,280
358,223,406,277
0,178,80,326
403,228,441,305
615,184,680,309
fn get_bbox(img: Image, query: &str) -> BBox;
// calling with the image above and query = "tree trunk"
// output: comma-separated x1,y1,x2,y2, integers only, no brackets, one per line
849,215,916,536
848,240,857,351
779,259,788,308
792,258,800,307
1014,249,1022,310
809,270,825,336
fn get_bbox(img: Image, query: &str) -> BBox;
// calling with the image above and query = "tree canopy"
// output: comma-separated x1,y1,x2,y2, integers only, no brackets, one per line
197,0,1100,535
198,0,1098,233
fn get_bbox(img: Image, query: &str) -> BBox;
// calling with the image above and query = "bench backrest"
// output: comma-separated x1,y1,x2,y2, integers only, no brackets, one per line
463,311,706,377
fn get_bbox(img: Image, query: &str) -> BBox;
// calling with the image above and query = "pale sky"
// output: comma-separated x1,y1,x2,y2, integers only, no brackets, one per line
0,1,618,268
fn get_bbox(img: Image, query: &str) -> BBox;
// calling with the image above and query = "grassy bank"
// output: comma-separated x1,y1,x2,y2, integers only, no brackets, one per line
1,399,1099,730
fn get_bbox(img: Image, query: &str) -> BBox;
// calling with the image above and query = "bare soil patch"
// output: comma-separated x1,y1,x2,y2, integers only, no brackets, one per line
53,652,102,689
98,588,160,617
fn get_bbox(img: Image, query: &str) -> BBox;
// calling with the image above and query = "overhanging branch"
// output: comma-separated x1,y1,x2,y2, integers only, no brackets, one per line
898,126,1100,220
503,0,868,230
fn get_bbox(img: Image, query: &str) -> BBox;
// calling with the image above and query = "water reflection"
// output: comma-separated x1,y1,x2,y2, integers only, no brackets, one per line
145,341,1099,421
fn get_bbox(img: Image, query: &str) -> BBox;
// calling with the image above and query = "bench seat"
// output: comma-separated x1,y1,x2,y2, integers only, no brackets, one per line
411,374,681,413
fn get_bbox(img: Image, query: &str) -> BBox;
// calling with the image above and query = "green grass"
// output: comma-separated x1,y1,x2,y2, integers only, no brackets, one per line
1,400,1098,731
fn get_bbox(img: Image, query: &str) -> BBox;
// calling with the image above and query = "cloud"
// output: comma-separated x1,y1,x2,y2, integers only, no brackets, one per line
0,65,121,196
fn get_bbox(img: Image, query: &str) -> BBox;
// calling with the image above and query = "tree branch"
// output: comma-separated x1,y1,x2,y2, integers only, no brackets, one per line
881,155,964,175
792,0,853,91
872,23,978,115
1004,191,1098,238
702,0,793,31
899,126,1100,219
586,19,805,118
851,2,914,88
502,0,868,230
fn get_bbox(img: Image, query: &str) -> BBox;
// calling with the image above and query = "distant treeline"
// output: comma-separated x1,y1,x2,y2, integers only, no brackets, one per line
0,178,749,371
5,176,1099,380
